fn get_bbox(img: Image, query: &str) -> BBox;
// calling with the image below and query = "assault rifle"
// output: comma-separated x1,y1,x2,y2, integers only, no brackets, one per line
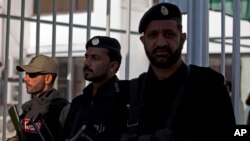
8,105,26,141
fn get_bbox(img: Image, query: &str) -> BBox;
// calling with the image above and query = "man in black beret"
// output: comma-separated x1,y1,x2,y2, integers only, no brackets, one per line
62,36,129,141
121,2,236,141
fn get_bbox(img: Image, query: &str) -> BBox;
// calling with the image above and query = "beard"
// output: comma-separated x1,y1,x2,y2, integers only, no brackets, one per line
145,45,182,69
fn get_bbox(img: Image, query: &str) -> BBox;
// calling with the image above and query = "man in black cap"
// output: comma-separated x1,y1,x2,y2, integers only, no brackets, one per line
7,54,69,141
121,2,236,141
62,36,129,141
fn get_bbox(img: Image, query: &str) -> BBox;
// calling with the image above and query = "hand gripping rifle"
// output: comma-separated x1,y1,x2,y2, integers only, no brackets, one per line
8,105,26,141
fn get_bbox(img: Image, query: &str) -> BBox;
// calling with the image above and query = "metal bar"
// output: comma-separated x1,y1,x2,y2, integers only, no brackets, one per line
187,1,209,66
106,0,111,36
186,0,193,64
209,41,250,48
2,0,11,140
197,0,209,66
210,36,250,40
0,14,140,35
66,0,75,101
36,0,40,55
202,0,209,66
51,0,58,91
35,0,41,55
86,0,92,41
52,0,57,57
220,0,226,76
17,0,26,113
125,0,131,79
231,0,241,124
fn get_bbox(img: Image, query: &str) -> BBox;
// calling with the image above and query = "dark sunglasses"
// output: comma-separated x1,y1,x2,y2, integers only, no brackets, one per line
26,72,47,78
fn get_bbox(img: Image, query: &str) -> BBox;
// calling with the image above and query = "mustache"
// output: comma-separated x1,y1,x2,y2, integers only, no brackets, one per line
25,83,30,87
83,66,93,72
152,46,172,54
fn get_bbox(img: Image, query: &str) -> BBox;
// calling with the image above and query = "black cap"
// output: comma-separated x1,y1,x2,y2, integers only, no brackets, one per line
86,36,121,53
138,2,182,33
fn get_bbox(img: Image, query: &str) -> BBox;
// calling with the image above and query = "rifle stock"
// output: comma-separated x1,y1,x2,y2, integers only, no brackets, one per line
8,105,26,141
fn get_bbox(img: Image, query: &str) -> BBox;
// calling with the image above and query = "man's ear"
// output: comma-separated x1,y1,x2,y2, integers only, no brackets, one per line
109,61,119,72
181,33,186,46
140,35,144,44
45,74,53,84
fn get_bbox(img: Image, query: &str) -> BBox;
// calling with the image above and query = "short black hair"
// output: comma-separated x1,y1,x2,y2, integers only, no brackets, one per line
107,49,122,72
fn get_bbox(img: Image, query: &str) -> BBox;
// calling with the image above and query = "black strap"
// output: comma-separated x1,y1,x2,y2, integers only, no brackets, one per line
127,79,138,127
165,84,186,129
126,78,139,136
127,73,147,135
165,65,190,129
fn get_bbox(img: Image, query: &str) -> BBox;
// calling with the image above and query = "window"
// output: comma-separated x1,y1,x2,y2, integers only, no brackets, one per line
34,0,93,15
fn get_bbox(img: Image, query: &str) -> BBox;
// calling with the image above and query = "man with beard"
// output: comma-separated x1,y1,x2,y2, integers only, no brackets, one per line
7,54,69,141
121,2,236,141
62,36,129,141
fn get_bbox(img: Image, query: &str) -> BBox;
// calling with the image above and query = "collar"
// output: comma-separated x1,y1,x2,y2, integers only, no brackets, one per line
147,62,189,84
83,75,120,98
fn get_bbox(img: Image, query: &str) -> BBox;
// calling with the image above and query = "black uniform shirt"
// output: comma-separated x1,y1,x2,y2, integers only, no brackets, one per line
136,62,236,140
139,63,189,134
63,76,129,141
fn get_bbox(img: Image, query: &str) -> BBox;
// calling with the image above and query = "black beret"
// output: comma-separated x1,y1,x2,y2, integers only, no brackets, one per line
138,3,182,33
86,36,121,53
